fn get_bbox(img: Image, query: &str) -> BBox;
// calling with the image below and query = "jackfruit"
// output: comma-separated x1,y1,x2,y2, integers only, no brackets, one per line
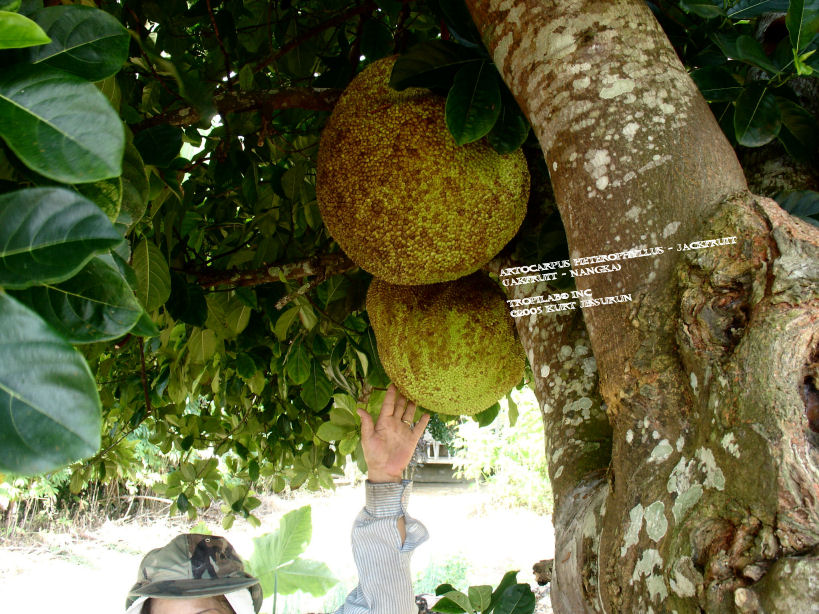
366,272,525,415
317,57,529,285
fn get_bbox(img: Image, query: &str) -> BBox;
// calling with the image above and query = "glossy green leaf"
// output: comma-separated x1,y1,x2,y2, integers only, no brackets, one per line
132,239,171,311
431,590,470,613
690,66,742,102
787,0,819,53
489,570,519,611
286,340,311,385
133,124,183,167
734,35,781,73
468,585,492,611
10,256,142,343
493,584,536,614
25,5,129,80
76,177,123,222
446,61,501,146
0,65,124,183
0,293,101,475
390,39,482,92
473,402,501,427
0,187,122,289
118,142,150,229
775,190,819,226
205,292,251,338
776,96,819,160
300,361,333,411
726,0,789,19
167,273,208,327
316,421,352,442
274,307,300,341
187,328,220,365
733,82,781,147
0,10,49,49
487,87,530,154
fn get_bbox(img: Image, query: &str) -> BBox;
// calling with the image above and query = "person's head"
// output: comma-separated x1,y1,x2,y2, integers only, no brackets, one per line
126,534,262,614
141,595,236,614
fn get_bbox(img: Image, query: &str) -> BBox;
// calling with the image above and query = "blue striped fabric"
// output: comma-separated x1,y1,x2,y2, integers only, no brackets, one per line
333,479,429,614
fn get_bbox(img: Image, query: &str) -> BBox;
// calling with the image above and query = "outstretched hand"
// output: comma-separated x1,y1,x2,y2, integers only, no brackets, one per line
357,384,431,483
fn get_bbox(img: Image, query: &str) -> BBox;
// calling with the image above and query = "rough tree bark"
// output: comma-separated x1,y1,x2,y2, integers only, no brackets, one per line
471,1,819,613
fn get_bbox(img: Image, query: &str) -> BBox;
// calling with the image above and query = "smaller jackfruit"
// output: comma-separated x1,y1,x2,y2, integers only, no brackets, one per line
366,272,525,415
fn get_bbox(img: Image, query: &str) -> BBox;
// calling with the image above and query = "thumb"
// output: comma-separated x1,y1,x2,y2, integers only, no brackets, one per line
357,408,374,439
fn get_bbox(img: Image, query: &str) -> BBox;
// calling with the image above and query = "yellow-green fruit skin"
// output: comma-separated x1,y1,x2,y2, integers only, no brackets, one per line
366,272,525,415
317,57,530,285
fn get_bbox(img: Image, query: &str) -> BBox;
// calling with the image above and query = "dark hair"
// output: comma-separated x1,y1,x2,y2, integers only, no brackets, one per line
140,595,237,614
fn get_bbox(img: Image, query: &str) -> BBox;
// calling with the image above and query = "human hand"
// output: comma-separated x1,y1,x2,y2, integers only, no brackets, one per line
357,383,431,483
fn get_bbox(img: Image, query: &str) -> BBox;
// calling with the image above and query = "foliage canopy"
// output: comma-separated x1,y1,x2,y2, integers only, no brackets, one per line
0,0,817,522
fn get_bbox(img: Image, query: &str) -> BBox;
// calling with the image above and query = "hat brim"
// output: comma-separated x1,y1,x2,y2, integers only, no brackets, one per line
128,576,260,602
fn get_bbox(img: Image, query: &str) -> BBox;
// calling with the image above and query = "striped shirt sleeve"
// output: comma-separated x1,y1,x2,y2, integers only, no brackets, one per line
333,479,429,614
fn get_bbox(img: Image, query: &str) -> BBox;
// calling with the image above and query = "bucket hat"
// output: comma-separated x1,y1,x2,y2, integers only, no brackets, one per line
125,533,263,613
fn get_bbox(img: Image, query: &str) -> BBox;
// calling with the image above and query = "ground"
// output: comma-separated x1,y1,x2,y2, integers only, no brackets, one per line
0,481,555,613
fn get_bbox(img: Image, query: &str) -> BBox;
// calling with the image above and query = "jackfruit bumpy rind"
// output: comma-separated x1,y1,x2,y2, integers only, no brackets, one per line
366,272,525,415
317,57,530,285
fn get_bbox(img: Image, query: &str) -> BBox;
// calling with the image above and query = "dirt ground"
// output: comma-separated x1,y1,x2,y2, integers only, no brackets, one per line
0,481,555,613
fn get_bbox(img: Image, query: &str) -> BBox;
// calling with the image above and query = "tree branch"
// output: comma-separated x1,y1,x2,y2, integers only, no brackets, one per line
131,87,342,131
187,252,357,290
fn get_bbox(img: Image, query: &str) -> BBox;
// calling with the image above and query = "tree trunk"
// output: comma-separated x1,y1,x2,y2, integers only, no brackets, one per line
470,1,819,612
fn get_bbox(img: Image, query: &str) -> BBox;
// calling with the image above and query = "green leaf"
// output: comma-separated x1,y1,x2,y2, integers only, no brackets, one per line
0,10,49,49
507,394,519,427
446,61,502,146
787,0,819,53
727,0,790,19
0,1,21,12
275,557,339,596
690,66,742,102
390,40,482,92
133,124,183,167
432,590,471,613
360,19,393,61
76,177,123,222
488,571,519,611
0,294,101,475
493,584,535,614
131,310,160,338
167,273,208,327
775,190,819,226
10,256,142,343
775,96,819,161
274,307,300,341
132,239,171,311
734,35,781,73
473,402,501,427
316,421,352,442
246,505,313,595
281,162,306,201
285,340,311,385
25,5,129,81
487,86,530,154
0,64,124,183
679,0,725,18
733,82,781,147
300,360,333,411
468,585,492,611
205,292,252,338
187,328,220,365
0,187,122,289
119,142,149,229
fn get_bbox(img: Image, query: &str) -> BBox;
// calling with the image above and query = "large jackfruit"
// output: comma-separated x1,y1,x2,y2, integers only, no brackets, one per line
317,57,529,285
366,272,525,415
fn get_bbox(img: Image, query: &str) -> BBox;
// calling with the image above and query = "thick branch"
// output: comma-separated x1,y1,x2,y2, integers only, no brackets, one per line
187,252,356,289
132,88,342,131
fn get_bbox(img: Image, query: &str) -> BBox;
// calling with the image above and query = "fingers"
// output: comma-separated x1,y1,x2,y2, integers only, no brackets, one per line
411,413,431,438
381,383,397,417
357,408,374,440
402,400,416,423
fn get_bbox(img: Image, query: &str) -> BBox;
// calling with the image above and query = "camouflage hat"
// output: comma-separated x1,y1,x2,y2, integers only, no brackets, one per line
126,533,263,612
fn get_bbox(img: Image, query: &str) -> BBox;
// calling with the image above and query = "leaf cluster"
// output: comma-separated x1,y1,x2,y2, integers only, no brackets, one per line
431,570,536,614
